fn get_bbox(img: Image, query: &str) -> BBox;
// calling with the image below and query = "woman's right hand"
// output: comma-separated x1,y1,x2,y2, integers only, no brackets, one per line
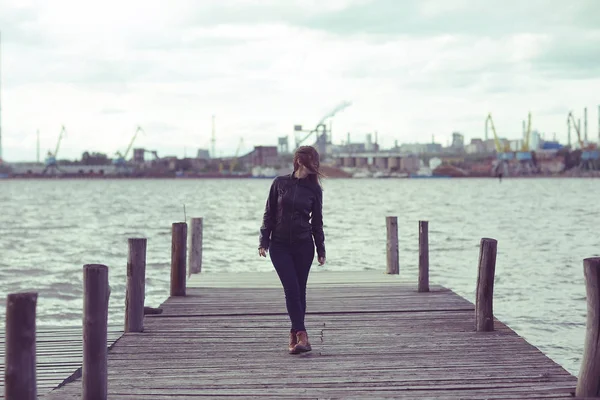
258,248,267,257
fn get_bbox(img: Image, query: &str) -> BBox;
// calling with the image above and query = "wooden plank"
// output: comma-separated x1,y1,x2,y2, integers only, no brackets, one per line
38,271,576,399
187,270,409,288
0,326,122,399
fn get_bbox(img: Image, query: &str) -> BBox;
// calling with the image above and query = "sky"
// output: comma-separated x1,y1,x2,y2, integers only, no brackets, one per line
1,0,600,161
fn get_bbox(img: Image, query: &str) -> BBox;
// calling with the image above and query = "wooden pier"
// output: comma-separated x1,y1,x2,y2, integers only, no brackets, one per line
38,270,579,399
3,218,599,399
34,271,576,399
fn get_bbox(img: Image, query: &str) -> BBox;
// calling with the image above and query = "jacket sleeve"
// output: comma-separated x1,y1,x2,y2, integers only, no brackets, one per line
259,178,278,249
311,186,326,259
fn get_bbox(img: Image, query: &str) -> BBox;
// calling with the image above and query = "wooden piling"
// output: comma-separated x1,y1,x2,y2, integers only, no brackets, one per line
4,292,38,400
83,264,110,400
125,238,147,333
576,257,600,398
171,222,187,296
418,220,429,292
475,238,497,332
188,217,203,276
386,216,399,274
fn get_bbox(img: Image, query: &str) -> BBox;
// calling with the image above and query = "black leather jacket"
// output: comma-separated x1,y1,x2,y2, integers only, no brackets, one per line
259,173,325,258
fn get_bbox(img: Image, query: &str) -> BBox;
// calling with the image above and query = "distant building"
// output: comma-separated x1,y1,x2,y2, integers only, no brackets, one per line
365,133,377,151
399,143,426,154
400,155,420,172
464,138,499,154
239,146,279,167
483,139,498,153
425,143,443,153
343,143,367,153
398,142,442,154
133,148,160,164
162,156,179,171
278,137,289,154
334,132,379,154
196,149,210,159
133,148,145,163
451,132,464,150
465,139,485,154
529,130,541,150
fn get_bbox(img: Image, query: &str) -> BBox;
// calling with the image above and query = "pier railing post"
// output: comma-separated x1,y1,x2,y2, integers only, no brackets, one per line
576,257,600,398
418,221,429,292
83,264,110,400
386,216,399,274
125,238,147,333
171,222,188,296
4,292,38,400
188,217,203,276
475,238,497,332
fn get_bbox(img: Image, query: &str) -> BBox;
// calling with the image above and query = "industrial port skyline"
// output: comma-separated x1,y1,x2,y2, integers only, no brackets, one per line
1,106,598,164
1,1,600,163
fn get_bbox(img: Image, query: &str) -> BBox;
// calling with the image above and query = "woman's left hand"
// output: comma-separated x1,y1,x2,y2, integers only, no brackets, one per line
318,256,326,266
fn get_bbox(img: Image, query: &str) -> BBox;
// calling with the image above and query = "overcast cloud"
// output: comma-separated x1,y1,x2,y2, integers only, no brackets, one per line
1,0,599,161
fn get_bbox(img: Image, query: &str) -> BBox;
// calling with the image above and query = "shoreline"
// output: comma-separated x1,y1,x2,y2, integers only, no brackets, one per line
0,173,598,180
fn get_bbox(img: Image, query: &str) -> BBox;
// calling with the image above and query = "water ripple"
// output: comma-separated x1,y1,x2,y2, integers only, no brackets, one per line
0,177,597,376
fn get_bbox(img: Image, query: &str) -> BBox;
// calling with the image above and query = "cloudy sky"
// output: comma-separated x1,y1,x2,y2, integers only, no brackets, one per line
1,0,599,161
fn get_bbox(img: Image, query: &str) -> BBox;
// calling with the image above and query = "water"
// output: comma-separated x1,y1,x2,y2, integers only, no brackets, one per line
0,178,597,376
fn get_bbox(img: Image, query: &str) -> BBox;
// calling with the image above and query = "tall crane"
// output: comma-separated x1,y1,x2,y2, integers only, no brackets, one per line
114,126,144,167
515,112,535,174
568,111,599,169
519,112,532,152
485,113,512,158
43,125,67,174
485,113,513,177
516,112,533,158
568,111,584,149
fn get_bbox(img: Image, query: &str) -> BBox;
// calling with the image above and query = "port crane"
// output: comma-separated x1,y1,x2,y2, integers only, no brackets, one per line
294,101,352,152
485,113,513,177
113,126,144,168
515,112,535,174
518,112,532,152
43,125,67,175
485,113,512,158
229,138,245,173
218,137,244,174
568,111,599,170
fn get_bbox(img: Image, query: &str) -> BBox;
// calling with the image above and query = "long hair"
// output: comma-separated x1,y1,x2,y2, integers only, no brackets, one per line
293,146,324,187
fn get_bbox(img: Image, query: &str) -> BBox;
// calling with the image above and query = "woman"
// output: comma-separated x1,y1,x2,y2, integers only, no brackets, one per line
258,145,326,354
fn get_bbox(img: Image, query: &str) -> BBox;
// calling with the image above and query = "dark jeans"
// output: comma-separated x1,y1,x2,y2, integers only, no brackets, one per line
269,238,315,332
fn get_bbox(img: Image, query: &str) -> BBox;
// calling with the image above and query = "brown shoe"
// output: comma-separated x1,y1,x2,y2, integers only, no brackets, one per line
291,331,312,354
288,330,297,353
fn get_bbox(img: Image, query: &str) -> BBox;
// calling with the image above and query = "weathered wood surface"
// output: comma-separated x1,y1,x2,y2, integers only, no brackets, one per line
4,292,37,400
125,238,147,333
40,271,577,399
188,217,203,276
575,257,600,397
170,222,187,297
418,220,429,293
0,326,122,398
83,264,110,400
385,216,399,274
476,238,498,332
